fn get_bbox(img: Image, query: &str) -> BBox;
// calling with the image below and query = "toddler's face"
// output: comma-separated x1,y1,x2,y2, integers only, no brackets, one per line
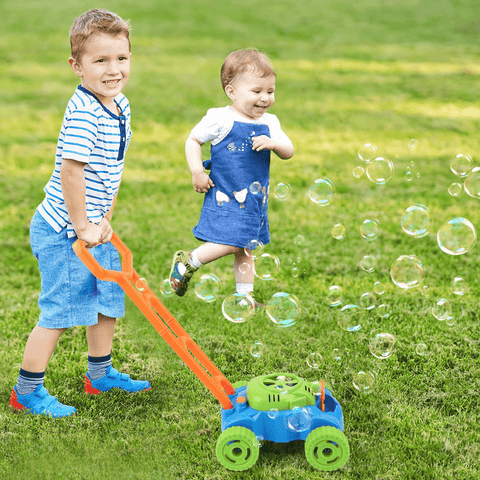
70,33,131,110
227,70,275,120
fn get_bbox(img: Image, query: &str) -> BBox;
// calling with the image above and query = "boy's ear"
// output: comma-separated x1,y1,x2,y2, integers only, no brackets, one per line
69,57,83,78
224,84,235,101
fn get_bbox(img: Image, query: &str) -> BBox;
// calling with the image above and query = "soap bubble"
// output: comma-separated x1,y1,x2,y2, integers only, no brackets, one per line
366,157,394,184
135,277,148,291
464,167,480,198
437,217,477,255
407,138,418,150
331,223,346,240
352,166,365,178
194,274,220,302
267,408,279,419
294,235,304,246
222,293,255,323
273,182,291,201
369,333,396,359
451,276,468,295
401,204,431,238
306,353,323,369
249,181,262,194
253,435,264,448
405,168,413,182
250,341,265,358
360,255,377,273
358,143,378,164
353,371,375,393
308,178,335,206
360,219,380,241
327,285,343,307
450,153,472,177
238,263,251,275
287,406,311,432
416,343,428,356
332,348,341,362
266,292,301,328
244,239,264,257
360,292,376,310
448,182,462,197
338,304,362,332
160,278,174,297
373,281,385,295
390,255,426,289
254,253,280,281
432,298,451,321
291,263,299,277
376,304,391,318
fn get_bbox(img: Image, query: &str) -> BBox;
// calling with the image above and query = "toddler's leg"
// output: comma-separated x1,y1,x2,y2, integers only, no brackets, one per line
84,313,151,394
193,242,239,265
234,248,255,295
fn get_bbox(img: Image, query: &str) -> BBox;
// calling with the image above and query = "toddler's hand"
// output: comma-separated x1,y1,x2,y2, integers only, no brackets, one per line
252,135,276,152
192,171,215,193
76,219,113,248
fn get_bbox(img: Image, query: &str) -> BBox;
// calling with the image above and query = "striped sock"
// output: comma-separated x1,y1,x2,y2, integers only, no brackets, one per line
16,369,45,396
88,354,112,380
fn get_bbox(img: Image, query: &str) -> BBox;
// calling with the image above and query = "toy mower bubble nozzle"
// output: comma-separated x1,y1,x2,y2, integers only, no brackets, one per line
73,233,349,472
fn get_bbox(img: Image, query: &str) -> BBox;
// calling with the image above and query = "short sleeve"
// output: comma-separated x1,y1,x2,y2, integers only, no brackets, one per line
61,108,99,162
190,107,233,145
265,113,291,145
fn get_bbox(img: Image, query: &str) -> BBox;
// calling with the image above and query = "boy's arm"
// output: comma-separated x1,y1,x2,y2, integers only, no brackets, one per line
251,135,294,159
186,135,215,193
60,159,112,248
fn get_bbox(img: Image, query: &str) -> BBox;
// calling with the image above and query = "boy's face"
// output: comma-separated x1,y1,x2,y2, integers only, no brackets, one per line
69,33,131,109
225,69,275,120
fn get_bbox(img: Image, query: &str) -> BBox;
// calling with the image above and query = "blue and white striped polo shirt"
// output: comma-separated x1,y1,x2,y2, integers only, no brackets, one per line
38,85,132,238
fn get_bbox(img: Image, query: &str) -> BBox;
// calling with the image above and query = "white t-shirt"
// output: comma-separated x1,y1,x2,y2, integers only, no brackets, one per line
190,106,290,146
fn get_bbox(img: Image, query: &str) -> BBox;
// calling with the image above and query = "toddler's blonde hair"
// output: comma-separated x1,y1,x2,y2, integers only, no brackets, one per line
221,49,275,91
70,9,130,60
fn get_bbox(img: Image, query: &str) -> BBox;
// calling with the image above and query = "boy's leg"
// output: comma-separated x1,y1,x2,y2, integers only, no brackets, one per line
84,314,151,394
10,325,76,417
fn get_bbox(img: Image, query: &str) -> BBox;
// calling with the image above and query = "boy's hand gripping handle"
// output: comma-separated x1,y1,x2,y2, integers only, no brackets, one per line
72,234,234,410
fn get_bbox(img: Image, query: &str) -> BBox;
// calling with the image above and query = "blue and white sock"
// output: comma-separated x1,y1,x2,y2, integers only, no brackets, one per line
16,369,45,396
88,354,112,380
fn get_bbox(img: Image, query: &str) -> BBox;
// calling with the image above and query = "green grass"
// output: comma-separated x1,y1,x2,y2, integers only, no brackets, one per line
1,0,480,478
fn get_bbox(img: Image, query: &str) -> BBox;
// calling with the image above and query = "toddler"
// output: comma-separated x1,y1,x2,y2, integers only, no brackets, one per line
170,49,294,299
9,9,150,418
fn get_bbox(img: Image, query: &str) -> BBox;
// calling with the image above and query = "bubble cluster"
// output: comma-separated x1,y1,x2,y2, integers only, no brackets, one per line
338,304,362,332
437,217,477,255
366,157,394,184
401,204,431,238
273,182,291,201
327,285,343,307
254,253,281,281
353,371,375,393
266,292,301,328
390,255,426,290
194,274,220,302
360,219,380,241
331,223,346,240
308,178,335,206
222,293,255,323
369,333,396,359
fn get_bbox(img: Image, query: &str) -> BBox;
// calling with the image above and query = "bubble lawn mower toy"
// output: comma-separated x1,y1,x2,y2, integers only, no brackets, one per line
73,234,350,472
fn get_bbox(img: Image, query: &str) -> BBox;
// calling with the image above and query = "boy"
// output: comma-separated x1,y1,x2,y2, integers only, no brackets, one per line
170,49,294,298
9,9,150,418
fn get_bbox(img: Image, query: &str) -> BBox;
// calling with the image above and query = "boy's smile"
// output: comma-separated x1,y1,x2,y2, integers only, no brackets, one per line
226,70,276,120
69,33,131,112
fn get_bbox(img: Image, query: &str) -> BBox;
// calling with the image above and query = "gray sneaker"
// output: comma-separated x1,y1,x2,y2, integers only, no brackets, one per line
169,250,198,296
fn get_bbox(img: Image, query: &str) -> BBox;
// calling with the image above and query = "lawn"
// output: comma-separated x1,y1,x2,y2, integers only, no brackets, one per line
1,0,479,479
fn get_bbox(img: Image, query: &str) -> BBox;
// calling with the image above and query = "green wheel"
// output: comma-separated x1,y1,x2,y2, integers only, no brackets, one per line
305,426,350,471
216,426,259,471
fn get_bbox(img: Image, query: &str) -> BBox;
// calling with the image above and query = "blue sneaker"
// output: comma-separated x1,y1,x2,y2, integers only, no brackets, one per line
10,385,76,418
85,366,151,394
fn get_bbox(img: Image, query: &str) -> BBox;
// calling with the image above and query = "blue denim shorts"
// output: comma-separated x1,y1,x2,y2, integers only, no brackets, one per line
30,211,125,329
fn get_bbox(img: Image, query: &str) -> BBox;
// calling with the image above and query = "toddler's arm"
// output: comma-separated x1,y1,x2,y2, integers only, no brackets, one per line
60,159,113,248
186,135,215,193
251,135,294,159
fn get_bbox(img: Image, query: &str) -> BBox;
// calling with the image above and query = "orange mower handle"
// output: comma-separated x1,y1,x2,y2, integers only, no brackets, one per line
72,233,234,409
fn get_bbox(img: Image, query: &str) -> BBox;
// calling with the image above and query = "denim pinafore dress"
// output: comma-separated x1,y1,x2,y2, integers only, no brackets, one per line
193,121,271,248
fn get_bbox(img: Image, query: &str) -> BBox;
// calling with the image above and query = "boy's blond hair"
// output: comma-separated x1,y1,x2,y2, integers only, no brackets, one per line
221,49,275,91
70,9,130,60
